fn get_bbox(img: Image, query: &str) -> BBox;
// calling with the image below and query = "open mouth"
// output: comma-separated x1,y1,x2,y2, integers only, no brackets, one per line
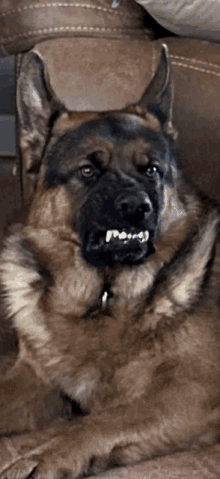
82,227,154,267
105,229,149,244
85,228,151,252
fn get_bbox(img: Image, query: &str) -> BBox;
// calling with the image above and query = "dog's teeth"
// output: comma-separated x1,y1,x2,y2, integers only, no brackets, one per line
144,231,149,241
106,230,120,242
105,229,149,243
132,231,149,242
106,231,113,243
137,232,145,243
119,232,127,240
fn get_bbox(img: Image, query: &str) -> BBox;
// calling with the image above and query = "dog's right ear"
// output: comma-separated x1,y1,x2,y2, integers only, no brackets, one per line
17,51,65,186
134,44,177,140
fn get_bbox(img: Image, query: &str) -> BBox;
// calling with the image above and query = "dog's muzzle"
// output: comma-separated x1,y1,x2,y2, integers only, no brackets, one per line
79,184,158,268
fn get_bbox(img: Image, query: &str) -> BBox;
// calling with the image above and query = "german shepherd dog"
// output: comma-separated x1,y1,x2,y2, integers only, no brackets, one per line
0,45,220,478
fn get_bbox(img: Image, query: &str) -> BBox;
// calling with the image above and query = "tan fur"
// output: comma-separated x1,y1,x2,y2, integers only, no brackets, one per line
125,104,161,130
53,111,98,133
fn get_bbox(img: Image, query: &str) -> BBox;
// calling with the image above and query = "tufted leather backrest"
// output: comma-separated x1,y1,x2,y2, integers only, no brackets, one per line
0,0,151,57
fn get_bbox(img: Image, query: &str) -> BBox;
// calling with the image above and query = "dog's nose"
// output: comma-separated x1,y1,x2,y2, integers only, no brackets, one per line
116,193,152,220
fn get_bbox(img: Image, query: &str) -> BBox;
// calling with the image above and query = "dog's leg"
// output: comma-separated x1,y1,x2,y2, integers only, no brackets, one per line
0,360,62,435
30,383,219,478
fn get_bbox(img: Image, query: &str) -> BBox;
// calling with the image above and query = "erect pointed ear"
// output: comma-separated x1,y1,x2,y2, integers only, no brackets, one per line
17,51,65,190
136,44,177,139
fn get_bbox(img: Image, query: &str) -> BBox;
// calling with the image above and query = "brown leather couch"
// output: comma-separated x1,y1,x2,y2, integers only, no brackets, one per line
0,1,220,477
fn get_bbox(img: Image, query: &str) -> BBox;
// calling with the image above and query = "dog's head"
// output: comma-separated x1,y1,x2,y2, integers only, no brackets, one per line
17,45,178,268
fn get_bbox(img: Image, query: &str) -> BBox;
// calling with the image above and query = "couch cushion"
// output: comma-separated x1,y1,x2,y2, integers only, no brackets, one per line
0,0,150,57
137,0,220,42
166,37,220,199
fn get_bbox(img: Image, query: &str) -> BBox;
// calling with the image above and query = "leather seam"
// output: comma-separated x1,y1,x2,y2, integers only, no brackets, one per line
0,2,139,19
171,60,220,76
171,54,220,71
1,25,149,43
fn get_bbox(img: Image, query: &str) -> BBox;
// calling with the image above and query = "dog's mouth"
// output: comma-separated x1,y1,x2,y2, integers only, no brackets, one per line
82,227,155,267
79,185,158,267
87,228,150,251
105,229,149,245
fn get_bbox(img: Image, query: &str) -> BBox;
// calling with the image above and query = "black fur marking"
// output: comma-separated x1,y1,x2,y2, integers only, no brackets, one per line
77,166,161,267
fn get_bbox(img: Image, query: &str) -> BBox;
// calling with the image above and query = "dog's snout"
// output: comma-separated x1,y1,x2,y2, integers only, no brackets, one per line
116,193,152,220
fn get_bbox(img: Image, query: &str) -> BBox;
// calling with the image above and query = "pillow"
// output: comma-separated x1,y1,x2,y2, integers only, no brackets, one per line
136,0,220,41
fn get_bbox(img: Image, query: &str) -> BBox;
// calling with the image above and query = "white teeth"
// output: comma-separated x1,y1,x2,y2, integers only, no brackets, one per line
144,231,149,241
106,231,112,243
119,232,127,240
106,230,120,243
139,231,149,243
105,229,149,243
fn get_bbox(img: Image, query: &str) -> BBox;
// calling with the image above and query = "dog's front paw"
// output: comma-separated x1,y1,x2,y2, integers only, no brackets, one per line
29,434,93,479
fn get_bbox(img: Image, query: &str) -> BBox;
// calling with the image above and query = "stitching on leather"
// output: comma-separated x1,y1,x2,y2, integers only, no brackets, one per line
1,25,149,43
171,54,220,71
171,60,220,77
0,2,139,19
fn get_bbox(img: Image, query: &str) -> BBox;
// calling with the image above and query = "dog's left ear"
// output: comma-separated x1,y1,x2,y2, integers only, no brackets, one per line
136,44,177,139
17,51,65,190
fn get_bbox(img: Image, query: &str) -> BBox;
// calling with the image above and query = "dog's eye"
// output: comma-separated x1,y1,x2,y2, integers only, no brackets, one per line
79,165,96,178
145,165,159,177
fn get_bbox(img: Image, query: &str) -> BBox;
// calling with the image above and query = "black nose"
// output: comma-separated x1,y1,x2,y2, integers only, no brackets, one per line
116,192,152,221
